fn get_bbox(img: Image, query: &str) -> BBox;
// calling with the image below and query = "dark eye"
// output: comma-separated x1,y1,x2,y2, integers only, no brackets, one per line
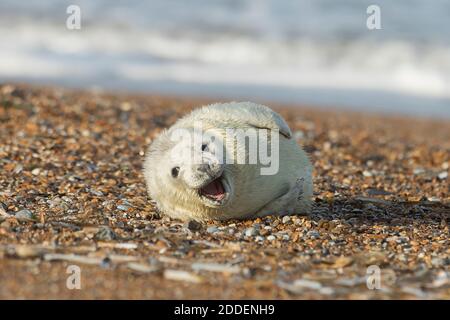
201,144,208,151
171,167,180,178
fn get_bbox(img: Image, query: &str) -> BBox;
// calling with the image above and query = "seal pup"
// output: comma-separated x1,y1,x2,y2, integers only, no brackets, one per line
143,102,313,221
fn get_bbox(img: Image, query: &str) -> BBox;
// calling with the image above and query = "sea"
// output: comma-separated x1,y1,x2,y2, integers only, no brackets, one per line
0,0,449,118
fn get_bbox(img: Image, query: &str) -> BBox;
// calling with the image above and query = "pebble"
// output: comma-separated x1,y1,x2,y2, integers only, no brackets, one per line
244,227,258,237
127,262,160,273
430,271,449,288
292,279,323,290
117,204,131,211
31,168,41,175
191,262,241,274
323,142,332,151
431,257,446,267
206,226,219,233
13,164,23,174
14,209,35,222
282,216,291,224
108,254,136,264
267,235,276,241
48,197,70,210
261,265,272,272
163,270,203,283
401,287,428,298
437,171,448,180
362,170,373,177
94,226,117,241
8,245,51,258
294,131,305,140
0,203,8,216
319,287,335,295
186,220,202,231
1,220,11,228
307,230,320,239
277,279,330,295
336,277,366,287
367,188,392,196
386,236,397,242
100,257,112,269
97,242,138,250
242,267,256,278
44,253,104,265
255,236,265,242
90,189,104,196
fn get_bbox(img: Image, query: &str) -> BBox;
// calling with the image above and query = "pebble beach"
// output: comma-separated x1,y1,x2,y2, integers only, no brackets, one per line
0,84,449,299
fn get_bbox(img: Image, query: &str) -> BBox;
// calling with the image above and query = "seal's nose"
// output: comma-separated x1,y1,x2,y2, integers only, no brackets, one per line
196,163,211,173
195,162,223,178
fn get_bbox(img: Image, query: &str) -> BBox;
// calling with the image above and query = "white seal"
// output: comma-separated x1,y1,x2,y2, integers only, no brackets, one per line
143,102,313,221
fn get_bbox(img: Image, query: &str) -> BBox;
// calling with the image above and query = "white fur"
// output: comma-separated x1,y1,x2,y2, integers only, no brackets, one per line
143,102,313,221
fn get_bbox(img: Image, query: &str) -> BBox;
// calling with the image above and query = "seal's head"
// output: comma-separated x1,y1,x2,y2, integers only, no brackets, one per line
143,127,233,220
144,101,313,221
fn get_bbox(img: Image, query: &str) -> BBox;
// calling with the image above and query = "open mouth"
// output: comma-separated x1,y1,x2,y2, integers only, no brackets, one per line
199,176,227,204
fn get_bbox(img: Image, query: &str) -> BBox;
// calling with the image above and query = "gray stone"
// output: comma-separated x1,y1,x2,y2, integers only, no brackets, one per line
206,226,219,233
282,216,291,224
307,230,320,239
255,236,265,242
244,227,258,237
14,209,35,221
117,204,131,211
94,226,117,241
186,220,202,231
438,171,448,180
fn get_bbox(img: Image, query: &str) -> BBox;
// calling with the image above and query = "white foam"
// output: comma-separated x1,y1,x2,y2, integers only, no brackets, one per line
0,21,449,103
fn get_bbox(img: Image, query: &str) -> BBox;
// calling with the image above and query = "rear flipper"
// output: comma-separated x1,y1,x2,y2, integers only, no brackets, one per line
253,176,311,217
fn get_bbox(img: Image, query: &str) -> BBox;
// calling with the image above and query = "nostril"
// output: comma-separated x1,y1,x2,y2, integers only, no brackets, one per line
171,167,180,178
197,164,210,172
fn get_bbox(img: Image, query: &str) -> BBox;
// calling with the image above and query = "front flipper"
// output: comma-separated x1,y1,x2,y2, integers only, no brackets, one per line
253,177,306,217
175,102,292,139
230,102,292,139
